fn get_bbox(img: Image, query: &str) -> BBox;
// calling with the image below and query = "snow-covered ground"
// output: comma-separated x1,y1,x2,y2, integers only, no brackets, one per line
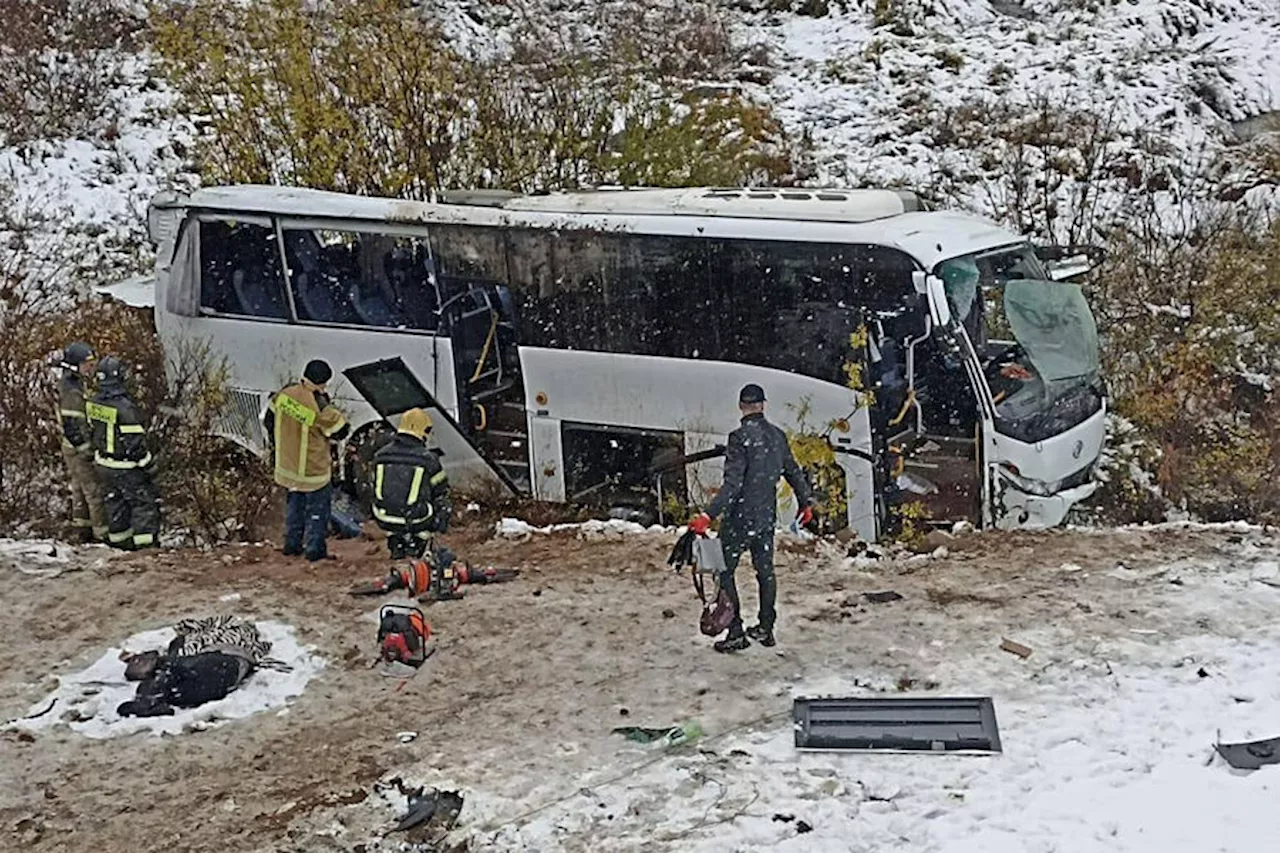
10,619,323,740
367,523,1280,852
749,0,1280,193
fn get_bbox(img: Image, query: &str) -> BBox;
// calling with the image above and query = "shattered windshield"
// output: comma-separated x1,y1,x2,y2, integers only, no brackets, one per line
937,246,1103,442
1002,279,1099,382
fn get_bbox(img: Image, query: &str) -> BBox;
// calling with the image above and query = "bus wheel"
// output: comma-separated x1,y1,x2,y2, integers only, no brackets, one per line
344,424,396,514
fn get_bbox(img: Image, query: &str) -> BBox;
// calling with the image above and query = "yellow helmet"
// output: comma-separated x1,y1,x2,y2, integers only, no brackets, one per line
398,408,432,439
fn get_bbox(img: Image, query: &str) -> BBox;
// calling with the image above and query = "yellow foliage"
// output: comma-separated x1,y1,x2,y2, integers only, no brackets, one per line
148,0,799,196
891,500,931,547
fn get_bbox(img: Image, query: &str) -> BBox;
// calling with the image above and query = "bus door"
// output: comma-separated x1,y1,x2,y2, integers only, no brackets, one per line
870,310,983,528
438,277,531,493
341,356,519,500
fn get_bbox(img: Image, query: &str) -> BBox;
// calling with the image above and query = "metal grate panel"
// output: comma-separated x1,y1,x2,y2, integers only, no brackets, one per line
794,696,1002,754
213,388,266,452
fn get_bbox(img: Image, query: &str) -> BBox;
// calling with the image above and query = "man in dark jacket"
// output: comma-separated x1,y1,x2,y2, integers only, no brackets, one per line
689,384,814,653
55,341,107,542
87,356,160,550
371,408,451,559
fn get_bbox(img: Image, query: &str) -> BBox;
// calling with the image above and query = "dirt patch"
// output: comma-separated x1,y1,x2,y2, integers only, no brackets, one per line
0,522,1272,851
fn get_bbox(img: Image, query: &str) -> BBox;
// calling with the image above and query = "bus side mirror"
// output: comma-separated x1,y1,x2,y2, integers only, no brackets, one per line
924,274,952,328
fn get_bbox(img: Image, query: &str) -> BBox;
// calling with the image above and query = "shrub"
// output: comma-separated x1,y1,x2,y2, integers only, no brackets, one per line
149,0,799,196
0,0,141,145
0,252,274,542
1094,210,1280,521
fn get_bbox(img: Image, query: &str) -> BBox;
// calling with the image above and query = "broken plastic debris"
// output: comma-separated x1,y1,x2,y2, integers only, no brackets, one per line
1215,735,1280,770
1000,638,1033,658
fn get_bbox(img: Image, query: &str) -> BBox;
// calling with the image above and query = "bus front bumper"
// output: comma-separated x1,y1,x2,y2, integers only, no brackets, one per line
994,480,1098,530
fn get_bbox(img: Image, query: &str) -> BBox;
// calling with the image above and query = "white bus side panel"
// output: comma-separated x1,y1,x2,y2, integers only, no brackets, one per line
519,347,877,539
527,416,565,501
156,313,504,491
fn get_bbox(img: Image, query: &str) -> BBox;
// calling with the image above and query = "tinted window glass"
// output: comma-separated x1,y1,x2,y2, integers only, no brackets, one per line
199,220,287,319
281,229,438,330
506,229,710,355
709,241,916,383
430,224,507,306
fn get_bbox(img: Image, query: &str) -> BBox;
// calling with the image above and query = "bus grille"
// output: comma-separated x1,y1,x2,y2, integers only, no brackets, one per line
213,388,266,452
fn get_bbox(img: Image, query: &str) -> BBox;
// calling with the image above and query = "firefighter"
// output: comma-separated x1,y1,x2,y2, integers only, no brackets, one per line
370,408,451,559
87,356,160,550
264,360,349,561
688,384,815,653
55,342,107,542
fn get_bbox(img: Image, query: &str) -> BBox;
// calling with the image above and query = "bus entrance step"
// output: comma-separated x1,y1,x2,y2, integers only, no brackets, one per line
472,382,517,404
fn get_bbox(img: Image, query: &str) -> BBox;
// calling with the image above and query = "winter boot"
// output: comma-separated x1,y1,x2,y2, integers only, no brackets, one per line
746,624,776,647
714,631,750,654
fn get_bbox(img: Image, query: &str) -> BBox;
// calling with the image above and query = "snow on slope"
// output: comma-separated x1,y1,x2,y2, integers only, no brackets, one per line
2,0,1277,290
741,0,1280,235
0,53,196,292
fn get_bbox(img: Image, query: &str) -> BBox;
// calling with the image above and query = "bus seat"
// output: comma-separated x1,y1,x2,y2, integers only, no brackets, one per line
231,267,287,319
350,278,400,327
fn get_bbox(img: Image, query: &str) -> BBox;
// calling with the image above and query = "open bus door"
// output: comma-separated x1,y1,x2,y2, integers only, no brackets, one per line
341,357,518,508
438,278,531,493
870,309,984,531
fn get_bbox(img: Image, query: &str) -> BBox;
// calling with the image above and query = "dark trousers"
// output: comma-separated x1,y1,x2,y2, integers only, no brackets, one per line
387,529,432,560
100,466,160,549
284,484,331,560
719,523,776,636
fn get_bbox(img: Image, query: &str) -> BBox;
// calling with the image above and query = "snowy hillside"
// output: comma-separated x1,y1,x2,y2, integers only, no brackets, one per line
749,0,1280,212
2,0,1277,286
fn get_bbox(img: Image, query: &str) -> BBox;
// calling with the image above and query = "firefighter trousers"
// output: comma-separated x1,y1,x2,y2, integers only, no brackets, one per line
61,445,107,540
99,466,160,549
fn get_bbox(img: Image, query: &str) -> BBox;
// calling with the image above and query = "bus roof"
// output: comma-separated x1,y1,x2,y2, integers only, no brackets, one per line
158,185,1025,270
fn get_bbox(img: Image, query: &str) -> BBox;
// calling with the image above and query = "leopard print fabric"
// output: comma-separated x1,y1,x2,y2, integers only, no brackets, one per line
171,615,293,672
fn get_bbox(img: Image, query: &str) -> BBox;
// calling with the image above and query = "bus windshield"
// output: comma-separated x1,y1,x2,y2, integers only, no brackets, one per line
938,246,1103,443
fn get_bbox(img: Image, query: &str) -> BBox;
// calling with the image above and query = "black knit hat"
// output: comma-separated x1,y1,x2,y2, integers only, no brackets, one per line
303,359,333,385
739,383,766,404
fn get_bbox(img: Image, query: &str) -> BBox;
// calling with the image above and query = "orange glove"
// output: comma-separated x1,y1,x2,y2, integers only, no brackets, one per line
688,513,712,536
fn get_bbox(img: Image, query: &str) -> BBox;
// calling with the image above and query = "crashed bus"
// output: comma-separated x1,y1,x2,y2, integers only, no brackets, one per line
141,185,1106,541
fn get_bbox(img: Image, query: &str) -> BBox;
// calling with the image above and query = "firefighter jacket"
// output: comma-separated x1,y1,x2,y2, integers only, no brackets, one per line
266,382,350,492
371,433,451,533
88,381,152,470
706,413,813,534
57,372,92,453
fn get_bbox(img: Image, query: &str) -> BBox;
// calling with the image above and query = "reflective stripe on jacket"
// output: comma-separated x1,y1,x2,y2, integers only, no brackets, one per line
371,433,450,532
268,382,348,492
56,373,91,452
88,385,152,470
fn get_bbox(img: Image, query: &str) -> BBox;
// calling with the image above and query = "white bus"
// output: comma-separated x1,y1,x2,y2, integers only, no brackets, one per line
142,185,1105,541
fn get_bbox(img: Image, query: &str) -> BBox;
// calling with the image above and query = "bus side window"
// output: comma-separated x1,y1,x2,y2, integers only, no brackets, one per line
710,240,865,383
198,220,288,319
279,228,436,328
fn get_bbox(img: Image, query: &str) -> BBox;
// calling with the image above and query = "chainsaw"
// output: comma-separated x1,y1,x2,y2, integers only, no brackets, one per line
350,555,519,601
